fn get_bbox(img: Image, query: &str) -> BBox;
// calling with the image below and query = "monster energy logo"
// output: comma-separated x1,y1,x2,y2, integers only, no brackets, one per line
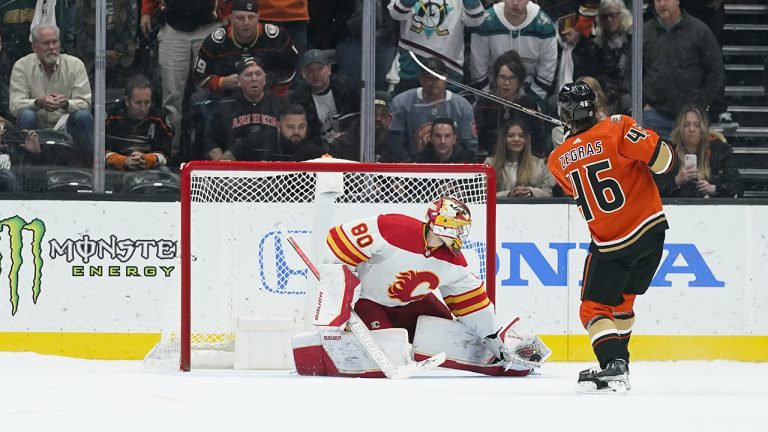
0,216,46,316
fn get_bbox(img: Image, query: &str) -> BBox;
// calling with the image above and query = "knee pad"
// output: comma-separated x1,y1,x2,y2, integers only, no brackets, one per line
579,300,614,329
614,293,637,316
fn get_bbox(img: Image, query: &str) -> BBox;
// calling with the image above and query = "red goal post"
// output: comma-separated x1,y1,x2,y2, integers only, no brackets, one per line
171,160,496,371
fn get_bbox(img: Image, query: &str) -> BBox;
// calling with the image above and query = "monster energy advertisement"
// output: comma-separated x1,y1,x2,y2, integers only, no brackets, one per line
0,201,180,330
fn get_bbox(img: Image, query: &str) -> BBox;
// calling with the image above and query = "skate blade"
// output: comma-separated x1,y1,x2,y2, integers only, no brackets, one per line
575,380,629,395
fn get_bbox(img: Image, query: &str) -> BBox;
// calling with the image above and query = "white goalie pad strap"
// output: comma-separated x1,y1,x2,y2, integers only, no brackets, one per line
314,264,360,327
412,316,532,376
292,328,412,377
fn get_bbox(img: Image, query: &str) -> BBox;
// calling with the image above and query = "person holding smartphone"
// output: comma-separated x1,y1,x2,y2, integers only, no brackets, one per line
655,103,743,198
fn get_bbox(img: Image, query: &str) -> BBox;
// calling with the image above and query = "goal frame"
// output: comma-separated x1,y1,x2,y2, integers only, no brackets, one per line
180,160,497,372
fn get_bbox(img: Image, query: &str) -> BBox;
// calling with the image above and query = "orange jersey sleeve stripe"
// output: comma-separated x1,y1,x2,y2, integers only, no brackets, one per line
450,296,492,317
326,226,369,266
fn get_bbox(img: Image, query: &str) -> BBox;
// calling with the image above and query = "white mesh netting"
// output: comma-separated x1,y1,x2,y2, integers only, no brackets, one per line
145,162,493,370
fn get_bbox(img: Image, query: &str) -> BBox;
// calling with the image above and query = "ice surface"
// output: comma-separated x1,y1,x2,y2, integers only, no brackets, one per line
1,353,765,431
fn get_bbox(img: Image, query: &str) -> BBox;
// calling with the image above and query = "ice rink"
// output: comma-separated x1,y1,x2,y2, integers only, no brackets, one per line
1,353,766,431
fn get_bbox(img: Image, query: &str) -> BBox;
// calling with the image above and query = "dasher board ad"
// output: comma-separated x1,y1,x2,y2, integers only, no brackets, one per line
0,201,766,360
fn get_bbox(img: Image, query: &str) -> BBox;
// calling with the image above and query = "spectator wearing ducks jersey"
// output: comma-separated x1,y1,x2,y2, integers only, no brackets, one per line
105,75,174,171
193,0,298,98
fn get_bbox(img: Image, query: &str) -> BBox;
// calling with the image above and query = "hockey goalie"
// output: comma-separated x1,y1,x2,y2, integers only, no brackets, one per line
291,196,551,377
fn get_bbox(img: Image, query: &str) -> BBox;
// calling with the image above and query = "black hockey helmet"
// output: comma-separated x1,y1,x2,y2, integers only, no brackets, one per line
558,81,596,124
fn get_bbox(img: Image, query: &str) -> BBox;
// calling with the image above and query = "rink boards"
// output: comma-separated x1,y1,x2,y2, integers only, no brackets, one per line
0,200,766,361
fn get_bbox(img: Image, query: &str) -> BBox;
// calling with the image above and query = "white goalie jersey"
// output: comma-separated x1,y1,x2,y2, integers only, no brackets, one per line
324,213,498,338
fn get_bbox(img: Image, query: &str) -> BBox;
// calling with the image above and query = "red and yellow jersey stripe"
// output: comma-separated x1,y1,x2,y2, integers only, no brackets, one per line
443,285,491,317
326,225,370,267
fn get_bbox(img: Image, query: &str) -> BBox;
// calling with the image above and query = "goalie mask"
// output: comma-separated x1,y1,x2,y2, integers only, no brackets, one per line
426,197,472,256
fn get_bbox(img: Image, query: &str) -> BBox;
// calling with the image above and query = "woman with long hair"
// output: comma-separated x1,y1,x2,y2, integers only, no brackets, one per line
484,119,555,197
474,50,546,158
656,104,742,198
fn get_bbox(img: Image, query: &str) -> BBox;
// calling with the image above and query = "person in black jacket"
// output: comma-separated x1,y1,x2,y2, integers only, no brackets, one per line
139,0,222,158
655,104,742,198
276,104,325,161
330,91,397,162
289,49,361,148
642,0,724,140
205,57,286,161
105,75,174,171
415,117,477,163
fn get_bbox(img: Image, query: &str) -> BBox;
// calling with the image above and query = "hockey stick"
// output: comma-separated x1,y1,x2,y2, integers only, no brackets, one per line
280,229,446,379
408,51,565,127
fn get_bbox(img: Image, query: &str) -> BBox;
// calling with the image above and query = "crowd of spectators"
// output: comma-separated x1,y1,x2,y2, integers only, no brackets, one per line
0,0,751,198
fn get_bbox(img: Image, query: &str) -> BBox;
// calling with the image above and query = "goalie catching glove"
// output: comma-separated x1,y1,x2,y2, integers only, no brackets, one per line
482,318,552,369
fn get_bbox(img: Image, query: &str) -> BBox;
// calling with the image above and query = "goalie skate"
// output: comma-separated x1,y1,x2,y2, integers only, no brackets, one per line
576,359,630,395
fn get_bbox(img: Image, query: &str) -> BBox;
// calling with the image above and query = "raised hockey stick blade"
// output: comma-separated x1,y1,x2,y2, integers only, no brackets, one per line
279,226,446,379
408,51,565,127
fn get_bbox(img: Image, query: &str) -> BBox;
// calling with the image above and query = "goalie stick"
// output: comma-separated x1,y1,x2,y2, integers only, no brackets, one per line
408,51,565,127
280,228,447,379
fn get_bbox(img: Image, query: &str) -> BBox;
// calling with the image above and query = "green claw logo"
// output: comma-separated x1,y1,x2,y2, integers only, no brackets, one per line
0,216,46,316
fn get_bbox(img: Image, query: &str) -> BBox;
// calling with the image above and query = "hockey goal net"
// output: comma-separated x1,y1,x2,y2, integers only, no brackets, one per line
146,159,496,371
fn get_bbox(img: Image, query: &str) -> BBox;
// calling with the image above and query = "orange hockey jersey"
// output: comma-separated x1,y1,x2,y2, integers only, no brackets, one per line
547,115,674,257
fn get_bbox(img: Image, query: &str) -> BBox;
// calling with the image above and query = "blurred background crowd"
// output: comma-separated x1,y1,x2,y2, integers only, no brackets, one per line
0,0,765,198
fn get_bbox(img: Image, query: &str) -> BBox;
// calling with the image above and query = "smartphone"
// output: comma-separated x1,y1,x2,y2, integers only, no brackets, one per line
685,154,697,168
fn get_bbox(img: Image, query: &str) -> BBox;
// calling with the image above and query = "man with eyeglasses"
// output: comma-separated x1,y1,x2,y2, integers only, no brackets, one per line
205,57,286,161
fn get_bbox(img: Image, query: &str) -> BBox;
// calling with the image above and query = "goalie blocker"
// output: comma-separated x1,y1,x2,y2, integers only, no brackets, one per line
292,315,550,377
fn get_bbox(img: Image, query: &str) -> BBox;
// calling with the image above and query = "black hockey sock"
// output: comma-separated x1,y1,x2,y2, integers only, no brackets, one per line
614,313,635,362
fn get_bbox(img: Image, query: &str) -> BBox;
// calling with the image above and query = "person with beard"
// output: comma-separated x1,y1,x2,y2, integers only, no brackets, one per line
9,24,94,165
415,117,477,164
330,91,398,162
206,57,286,161
276,104,324,161
289,49,361,148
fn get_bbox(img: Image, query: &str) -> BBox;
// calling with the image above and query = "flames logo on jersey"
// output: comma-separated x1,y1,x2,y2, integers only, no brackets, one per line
387,270,440,303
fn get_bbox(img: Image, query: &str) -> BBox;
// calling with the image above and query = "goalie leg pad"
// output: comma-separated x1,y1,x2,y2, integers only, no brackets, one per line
314,264,360,327
292,328,412,377
412,316,533,377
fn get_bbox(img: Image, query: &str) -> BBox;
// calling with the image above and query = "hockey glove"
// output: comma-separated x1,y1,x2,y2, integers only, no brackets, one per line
483,321,551,370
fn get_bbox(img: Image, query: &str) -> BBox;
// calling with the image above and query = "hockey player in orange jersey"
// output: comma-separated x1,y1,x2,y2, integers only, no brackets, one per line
547,81,676,393
291,196,550,378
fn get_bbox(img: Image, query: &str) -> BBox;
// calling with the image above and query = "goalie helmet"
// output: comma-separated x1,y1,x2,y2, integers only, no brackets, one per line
426,197,472,256
558,81,596,124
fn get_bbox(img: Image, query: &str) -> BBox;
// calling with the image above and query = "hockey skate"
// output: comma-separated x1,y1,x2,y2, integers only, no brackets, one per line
576,359,630,394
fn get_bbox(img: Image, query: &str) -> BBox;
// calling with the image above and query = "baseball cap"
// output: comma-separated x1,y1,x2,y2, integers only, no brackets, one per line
421,56,448,76
374,91,392,109
301,49,329,69
236,56,265,74
232,0,258,12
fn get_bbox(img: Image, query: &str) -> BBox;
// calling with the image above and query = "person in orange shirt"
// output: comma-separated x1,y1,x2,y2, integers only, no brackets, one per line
547,81,676,394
